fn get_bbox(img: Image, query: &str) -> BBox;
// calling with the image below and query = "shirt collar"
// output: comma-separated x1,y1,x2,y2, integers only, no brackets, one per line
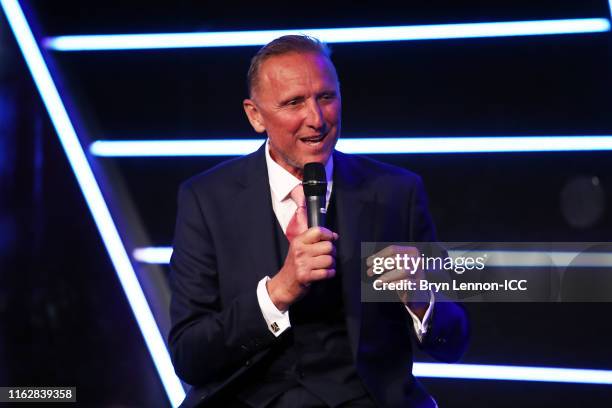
265,139,334,202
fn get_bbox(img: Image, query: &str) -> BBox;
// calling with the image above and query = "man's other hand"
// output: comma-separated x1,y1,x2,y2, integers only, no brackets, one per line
366,245,430,319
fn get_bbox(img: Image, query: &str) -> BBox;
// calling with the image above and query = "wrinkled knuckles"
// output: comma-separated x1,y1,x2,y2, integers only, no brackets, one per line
293,245,306,257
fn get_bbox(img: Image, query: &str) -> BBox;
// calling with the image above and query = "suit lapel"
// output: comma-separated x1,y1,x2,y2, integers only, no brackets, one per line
233,144,283,284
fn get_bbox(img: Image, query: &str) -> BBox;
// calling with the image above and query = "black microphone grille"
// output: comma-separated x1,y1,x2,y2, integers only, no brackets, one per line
303,162,327,197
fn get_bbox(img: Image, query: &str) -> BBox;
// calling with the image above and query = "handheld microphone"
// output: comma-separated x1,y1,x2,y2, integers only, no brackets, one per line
303,162,327,228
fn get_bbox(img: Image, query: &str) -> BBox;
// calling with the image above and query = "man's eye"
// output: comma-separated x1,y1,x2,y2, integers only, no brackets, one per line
283,98,302,107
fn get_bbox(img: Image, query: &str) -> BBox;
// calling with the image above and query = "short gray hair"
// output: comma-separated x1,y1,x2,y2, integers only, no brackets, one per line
247,35,333,97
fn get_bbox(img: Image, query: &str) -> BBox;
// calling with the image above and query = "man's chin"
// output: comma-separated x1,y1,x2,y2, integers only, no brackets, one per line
299,151,333,167
303,144,336,164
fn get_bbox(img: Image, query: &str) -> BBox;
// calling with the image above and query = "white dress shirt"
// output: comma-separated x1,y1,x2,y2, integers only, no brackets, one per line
256,140,434,341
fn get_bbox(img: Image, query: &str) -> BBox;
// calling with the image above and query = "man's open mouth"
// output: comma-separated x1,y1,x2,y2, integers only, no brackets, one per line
300,133,327,145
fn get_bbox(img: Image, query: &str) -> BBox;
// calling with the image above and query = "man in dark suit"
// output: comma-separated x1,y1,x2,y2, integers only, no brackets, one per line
168,35,469,408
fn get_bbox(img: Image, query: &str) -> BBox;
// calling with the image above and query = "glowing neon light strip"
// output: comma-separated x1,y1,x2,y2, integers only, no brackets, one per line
448,251,612,268
134,247,174,264
43,18,610,51
90,136,612,157
413,363,612,384
0,1,185,405
134,247,612,268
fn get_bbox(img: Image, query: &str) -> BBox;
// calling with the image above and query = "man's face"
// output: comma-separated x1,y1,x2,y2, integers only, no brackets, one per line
243,52,341,179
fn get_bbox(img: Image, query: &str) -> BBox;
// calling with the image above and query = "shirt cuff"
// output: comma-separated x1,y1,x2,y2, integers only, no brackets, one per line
256,276,291,337
405,290,435,343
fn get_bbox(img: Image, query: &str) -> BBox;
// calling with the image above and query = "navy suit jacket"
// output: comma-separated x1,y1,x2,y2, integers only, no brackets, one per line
168,143,469,407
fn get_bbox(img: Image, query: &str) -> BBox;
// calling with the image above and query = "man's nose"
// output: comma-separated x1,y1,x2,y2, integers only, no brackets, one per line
305,99,325,130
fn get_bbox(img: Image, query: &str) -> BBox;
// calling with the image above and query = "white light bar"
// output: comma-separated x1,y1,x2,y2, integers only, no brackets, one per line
134,247,612,268
90,136,612,157
447,251,612,268
134,247,174,264
0,0,185,405
91,139,265,157
44,18,610,51
413,362,612,384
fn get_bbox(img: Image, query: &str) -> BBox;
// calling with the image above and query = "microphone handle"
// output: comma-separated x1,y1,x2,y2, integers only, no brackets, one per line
306,195,326,228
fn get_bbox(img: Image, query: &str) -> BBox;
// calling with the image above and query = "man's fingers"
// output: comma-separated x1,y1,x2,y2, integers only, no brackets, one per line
366,245,419,267
366,245,400,266
308,240,336,257
376,268,409,283
367,266,421,278
301,226,339,244
311,254,335,270
309,268,336,282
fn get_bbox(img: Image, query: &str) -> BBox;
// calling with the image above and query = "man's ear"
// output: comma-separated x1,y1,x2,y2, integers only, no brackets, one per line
243,99,266,133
